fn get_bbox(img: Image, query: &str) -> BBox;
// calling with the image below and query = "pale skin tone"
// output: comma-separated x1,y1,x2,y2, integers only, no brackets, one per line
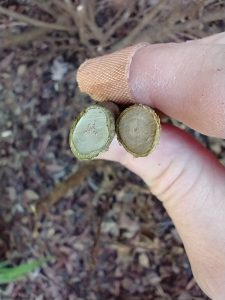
95,32,225,299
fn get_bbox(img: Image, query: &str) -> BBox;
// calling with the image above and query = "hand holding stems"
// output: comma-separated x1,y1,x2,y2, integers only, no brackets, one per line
77,32,225,299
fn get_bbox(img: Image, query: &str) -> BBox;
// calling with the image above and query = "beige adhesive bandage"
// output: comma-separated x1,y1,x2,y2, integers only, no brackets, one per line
77,43,149,104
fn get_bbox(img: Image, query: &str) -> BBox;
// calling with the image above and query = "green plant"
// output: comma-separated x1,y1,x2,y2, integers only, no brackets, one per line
0,258,48,284
1,0,224,56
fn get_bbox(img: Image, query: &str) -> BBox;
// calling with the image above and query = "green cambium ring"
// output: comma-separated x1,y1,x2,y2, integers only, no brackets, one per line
69,102,161,160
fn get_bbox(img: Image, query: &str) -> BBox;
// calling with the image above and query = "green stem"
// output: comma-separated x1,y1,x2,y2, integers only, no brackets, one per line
116,104,161,157
70,103,118,160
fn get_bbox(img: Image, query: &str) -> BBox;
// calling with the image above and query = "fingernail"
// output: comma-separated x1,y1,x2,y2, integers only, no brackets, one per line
77,43,149,104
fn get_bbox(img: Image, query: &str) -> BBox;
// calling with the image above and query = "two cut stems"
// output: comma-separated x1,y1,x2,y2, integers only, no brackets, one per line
70,103,161,160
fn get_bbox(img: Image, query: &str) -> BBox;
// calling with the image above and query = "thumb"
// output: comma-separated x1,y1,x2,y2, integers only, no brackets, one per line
99,124,225,299
77,41,225,138
77,36,225,298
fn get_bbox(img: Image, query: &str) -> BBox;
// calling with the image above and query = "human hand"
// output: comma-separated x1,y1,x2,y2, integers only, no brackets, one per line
77,32,225,299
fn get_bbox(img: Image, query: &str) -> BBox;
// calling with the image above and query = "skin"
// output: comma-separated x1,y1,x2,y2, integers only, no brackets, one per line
96,33,225,299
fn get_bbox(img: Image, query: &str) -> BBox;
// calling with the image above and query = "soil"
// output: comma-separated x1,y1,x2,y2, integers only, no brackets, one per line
0,1,225,299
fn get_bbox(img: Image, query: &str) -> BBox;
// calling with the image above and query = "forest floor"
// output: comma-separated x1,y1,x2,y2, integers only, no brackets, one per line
0,1,225,299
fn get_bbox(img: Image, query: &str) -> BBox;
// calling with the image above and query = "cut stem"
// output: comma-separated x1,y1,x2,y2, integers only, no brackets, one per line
69,103,118,160
116,104,160,157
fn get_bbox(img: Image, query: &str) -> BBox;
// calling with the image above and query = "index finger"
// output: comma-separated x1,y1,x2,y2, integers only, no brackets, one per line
77,38,225,138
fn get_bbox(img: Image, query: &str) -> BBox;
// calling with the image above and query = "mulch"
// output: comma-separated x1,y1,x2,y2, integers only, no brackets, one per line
0,1,225,299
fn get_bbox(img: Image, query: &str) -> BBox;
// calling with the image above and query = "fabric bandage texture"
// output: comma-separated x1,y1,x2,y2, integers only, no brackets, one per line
77,43,149,104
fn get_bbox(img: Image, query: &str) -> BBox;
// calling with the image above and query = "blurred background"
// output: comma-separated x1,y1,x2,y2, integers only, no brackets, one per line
0,0,225,299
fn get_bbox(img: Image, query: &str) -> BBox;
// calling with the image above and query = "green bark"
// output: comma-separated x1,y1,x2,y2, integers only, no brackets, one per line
116,104,160,157
69,103,117,160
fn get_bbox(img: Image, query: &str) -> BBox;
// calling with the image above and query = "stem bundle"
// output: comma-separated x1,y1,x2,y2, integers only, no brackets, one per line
69,103,117,160
70,103,160,160
116,104,160,157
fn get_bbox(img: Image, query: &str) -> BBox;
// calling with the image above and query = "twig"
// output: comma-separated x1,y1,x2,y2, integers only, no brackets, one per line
32,0,56,18
52,0,77,23
53,0,90,47
0,6,72,32
0,28,49,48
64,0,79,26
0,22,27,30
104,10,131,41
89,165,118,267
173,9,225,32
104,7,125,31
36,161,106,216
85,0,105,42
111,1,165,51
